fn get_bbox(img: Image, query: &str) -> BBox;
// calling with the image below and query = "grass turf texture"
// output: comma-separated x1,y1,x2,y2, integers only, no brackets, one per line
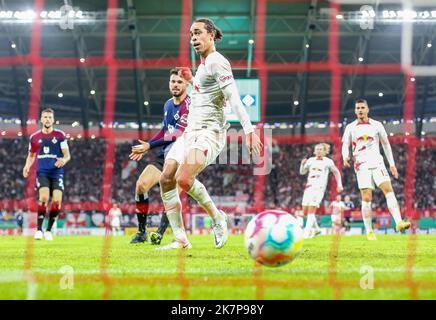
0,234,436,299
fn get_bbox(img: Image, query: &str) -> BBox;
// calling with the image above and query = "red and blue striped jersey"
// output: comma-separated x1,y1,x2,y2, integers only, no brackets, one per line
29,129,68,178
149,96,190,157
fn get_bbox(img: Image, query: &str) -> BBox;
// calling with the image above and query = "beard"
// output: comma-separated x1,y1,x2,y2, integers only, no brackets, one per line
44,123,52,129
172,91,182,98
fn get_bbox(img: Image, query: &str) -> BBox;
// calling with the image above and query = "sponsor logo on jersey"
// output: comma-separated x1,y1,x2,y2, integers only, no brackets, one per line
167,124,175,134
219,74,233,82
43,146,50,154
179,113,188,126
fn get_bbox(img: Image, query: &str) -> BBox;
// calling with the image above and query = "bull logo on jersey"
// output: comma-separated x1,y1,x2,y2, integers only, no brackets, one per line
52,137,58,144
357,134,374,142
43,146,50,154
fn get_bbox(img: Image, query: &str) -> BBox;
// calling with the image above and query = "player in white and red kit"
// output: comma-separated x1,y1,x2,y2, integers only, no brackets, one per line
300,143,343,238
329,194,346,235
156,18,262,250
342,99,411,240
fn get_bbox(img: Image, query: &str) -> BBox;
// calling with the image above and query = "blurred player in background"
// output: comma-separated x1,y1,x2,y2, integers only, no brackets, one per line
22,108,70,241
300,143,343,239
343,195,354,232
129,68,191,244
329,194,346,235
157,18,263,250
342,99,411,240
15,209,24,235
108,203,122,234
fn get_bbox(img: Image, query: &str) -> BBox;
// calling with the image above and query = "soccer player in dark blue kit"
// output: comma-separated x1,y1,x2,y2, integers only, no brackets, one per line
128,68,191,244
23,108,71,241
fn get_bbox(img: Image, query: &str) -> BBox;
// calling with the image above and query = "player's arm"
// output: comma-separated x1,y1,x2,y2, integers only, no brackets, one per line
129,129,164,162
299,158,309,175
221,81,263,155
130,105,172,161
55,139,71,168
341,125,352,168
23,152,36,178
176,67,193,85
209,58,262,155
331,163,344,193
378,123,398,179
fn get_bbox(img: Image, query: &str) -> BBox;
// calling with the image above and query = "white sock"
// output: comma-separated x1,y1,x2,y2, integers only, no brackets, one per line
361,201,373,234
304,214,316,236
161,188,188,244
312,216,320,230
385,192,402,225
187,179,220,221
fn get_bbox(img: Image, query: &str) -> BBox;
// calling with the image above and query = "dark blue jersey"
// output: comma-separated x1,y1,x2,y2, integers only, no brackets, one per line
29,129,68,179
149,96,190,157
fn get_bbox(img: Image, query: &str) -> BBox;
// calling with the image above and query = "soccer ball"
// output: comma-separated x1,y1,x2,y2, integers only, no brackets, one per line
244,210,303,267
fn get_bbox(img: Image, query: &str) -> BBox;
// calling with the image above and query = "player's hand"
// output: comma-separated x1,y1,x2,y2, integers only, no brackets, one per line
129,140,150,161
343,158,351,168
245,131,263,156
54,158,66,168
301,158,307,165
177,67,193,83
22,166,29,178
337,186,343,193
390,165,399,179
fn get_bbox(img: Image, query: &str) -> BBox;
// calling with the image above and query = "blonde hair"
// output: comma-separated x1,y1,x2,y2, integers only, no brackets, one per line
314,143,330,156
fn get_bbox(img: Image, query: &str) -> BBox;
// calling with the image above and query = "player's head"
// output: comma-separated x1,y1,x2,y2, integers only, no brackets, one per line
344,195,351,202
336,194,342,201
314,143,330,157
40,107,55,129
355,99,369,120
190,18,223,56
169,68,187,98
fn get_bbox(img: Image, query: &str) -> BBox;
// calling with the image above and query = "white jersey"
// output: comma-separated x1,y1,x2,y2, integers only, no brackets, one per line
188,51,234,132
109,208,122,226
300,157,336,191
330,201,346,216
342,118,395,171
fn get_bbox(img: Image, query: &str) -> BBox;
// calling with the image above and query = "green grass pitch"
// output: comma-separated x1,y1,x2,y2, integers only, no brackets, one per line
1,234,436,300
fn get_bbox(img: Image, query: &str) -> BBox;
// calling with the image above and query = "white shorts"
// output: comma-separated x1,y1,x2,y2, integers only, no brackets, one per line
111,218,120,228
331,214,342,225
356,164,391,190
166,129,227,167
302,187,325,208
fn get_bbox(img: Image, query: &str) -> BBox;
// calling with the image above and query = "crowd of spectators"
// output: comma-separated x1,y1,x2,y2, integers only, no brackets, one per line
0,137,434,211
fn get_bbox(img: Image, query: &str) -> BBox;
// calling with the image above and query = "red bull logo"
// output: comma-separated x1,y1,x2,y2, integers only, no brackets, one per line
356,134,374,142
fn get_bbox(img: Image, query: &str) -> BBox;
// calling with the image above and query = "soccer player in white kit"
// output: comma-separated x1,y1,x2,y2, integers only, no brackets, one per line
329,194,346,235
157,18,263,249
342,99,411,240
300,143,343,239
